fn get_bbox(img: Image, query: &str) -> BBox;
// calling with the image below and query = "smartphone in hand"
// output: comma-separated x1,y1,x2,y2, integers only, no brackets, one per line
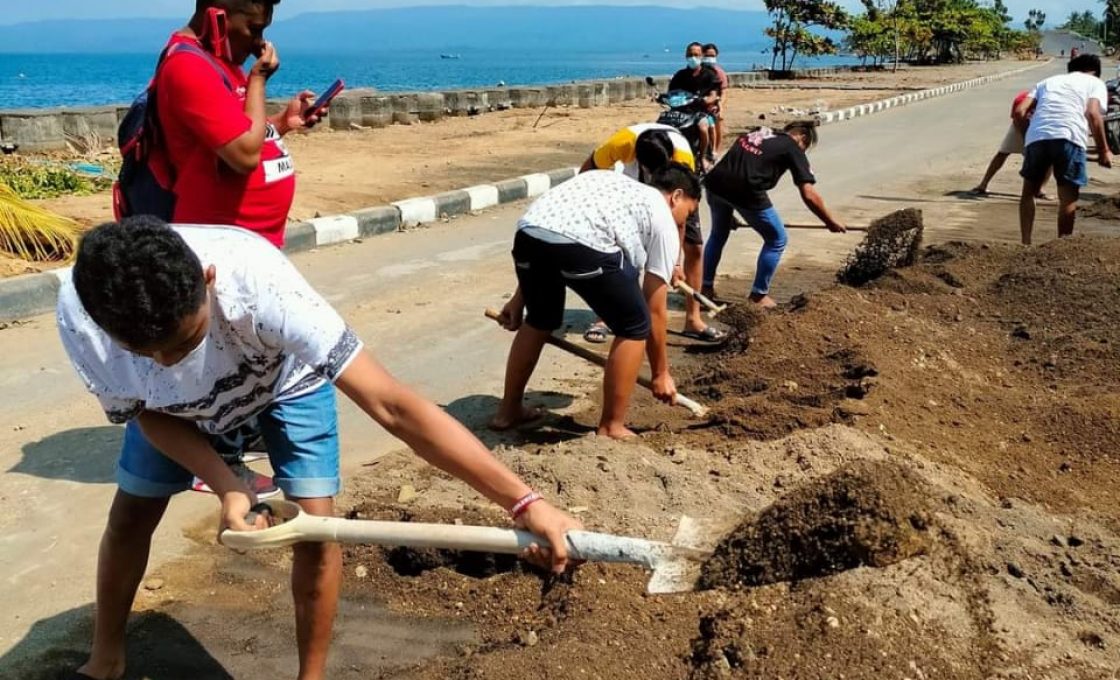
304,79,346,123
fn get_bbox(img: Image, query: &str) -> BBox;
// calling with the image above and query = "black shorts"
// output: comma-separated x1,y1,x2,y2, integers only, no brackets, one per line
513,230,651,340
684,208,703,246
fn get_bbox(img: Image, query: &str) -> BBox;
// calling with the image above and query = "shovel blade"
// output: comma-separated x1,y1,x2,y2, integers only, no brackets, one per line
646,515,714,594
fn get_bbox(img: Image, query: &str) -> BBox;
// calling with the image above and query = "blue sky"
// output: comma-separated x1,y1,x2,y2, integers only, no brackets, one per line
5,0,1099,25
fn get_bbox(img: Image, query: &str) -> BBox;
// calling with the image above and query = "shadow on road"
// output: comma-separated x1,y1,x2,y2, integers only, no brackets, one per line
0,605,234,680
443,392,594,447
12,426,122,484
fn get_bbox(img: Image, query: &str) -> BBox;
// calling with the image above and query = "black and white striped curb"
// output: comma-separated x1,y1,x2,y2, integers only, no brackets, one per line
817,60,1051,125
0,167,580,322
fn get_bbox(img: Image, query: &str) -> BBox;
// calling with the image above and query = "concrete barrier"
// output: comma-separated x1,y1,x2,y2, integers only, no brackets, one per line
392,94,419,125
578,83,609,108
508,88,545,108
416,93,445,122
545,84,576,107
61,107,118,144
358,93,394,128
327,96,359,131
484,88,512,111
1,110,66,151
444,90,489,116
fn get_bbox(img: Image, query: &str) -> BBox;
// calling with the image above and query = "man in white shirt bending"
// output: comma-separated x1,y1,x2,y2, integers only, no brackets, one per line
1016,54,1113,245
491,165,701,439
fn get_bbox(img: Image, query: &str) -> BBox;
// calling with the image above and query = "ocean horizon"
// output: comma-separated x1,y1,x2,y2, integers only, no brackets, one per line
0,48,860,110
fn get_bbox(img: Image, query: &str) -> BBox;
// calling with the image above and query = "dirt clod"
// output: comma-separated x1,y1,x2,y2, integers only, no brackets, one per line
837,208,925,286
698,460,932,589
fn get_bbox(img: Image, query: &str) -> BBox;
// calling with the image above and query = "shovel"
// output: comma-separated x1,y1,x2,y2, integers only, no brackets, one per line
221,499,710,594
733,214,869,232
484,308,709,418
676,281,727,317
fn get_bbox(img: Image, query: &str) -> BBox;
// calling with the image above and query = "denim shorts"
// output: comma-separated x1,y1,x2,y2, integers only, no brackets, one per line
117,382,341,499
1021,139,1089,188
513,229,651,340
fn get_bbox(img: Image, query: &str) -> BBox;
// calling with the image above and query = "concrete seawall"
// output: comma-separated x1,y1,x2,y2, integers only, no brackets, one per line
0,68,851,151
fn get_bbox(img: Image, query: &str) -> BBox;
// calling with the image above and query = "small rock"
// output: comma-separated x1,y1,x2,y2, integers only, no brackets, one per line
397,485,419,503
1058,462,1073,474
1060,562,1073,578
598,462,611,473
568,506,590,514
354,565,369,579
143,578,165,591
518,630,539,647
1006,562,1025,579
1050,535,1065,548
826,616,841,629
783,380,799,391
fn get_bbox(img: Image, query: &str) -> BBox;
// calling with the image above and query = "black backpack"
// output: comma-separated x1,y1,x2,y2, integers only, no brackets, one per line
114,42,233,221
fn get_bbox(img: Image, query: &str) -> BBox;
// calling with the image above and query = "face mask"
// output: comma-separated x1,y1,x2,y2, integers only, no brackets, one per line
703,56,717,65
686,56,703,69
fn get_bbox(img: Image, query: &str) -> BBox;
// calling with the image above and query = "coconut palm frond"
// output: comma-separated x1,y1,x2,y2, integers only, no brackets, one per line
0,182,79,262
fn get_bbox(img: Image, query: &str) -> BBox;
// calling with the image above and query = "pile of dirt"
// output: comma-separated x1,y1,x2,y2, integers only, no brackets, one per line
687,236,1120,524
836,208,924,286
1081,191,1120,220
698,460,932,589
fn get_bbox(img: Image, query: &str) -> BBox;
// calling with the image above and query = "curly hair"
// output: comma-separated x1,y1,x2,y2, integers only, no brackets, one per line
72,217,207,349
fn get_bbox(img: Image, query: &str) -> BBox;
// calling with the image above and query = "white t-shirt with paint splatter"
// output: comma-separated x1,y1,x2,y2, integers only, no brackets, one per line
516,170,681,283
57,225,363,434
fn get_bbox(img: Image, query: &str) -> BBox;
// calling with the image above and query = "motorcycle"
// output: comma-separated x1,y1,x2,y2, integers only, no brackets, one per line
1105,77,1120,155
645,76,710,169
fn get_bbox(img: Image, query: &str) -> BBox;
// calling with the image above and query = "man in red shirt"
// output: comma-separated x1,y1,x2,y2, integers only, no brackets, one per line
971,91,1051,198
157,0,319,249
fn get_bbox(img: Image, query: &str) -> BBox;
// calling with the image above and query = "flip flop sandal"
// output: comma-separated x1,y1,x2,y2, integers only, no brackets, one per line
583,323,611,344
680,327,728,343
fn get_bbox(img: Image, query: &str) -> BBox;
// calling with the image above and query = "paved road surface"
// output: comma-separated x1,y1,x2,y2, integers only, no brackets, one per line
0,59,1084,664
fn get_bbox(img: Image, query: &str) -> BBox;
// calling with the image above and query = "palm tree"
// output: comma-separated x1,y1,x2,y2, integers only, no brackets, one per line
0,182,78,262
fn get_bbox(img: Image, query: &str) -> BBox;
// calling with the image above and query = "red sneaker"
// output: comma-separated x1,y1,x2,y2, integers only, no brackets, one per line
191,463,281,499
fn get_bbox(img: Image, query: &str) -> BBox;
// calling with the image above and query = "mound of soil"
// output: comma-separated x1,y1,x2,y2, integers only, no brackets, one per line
687,236,1120,525
698,460,932,589
1081,192,1120,220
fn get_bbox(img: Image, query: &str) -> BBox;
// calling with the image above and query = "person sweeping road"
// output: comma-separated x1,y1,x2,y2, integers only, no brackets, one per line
491,165,701,439
57,217,581,680
702,122,847,309
579,124,724,344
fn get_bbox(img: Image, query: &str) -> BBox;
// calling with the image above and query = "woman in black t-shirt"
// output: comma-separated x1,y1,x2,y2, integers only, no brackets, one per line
702,122,847,309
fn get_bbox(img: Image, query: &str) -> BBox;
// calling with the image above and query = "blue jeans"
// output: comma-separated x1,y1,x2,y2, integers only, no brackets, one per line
704,194,788,296
117,382,341,499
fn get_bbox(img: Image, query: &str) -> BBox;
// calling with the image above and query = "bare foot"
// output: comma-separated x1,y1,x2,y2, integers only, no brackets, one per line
488,405,546,431
77,659,126,680
749,293,778,309
596,424,639,440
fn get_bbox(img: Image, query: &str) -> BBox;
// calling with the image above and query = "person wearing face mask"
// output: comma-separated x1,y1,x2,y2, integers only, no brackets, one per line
669,42,722,167
702,43,730,155
491,166,701,439
154,0,321,249
151,0,330,500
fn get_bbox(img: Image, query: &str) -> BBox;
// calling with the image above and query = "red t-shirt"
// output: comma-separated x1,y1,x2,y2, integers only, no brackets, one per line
156,35,295,248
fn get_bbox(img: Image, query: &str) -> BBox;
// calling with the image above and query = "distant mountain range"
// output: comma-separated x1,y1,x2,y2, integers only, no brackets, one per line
0,5,772,54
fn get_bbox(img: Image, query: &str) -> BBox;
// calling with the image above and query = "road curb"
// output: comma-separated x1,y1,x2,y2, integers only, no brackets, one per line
0,61,1053,322
816,59,1052,126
